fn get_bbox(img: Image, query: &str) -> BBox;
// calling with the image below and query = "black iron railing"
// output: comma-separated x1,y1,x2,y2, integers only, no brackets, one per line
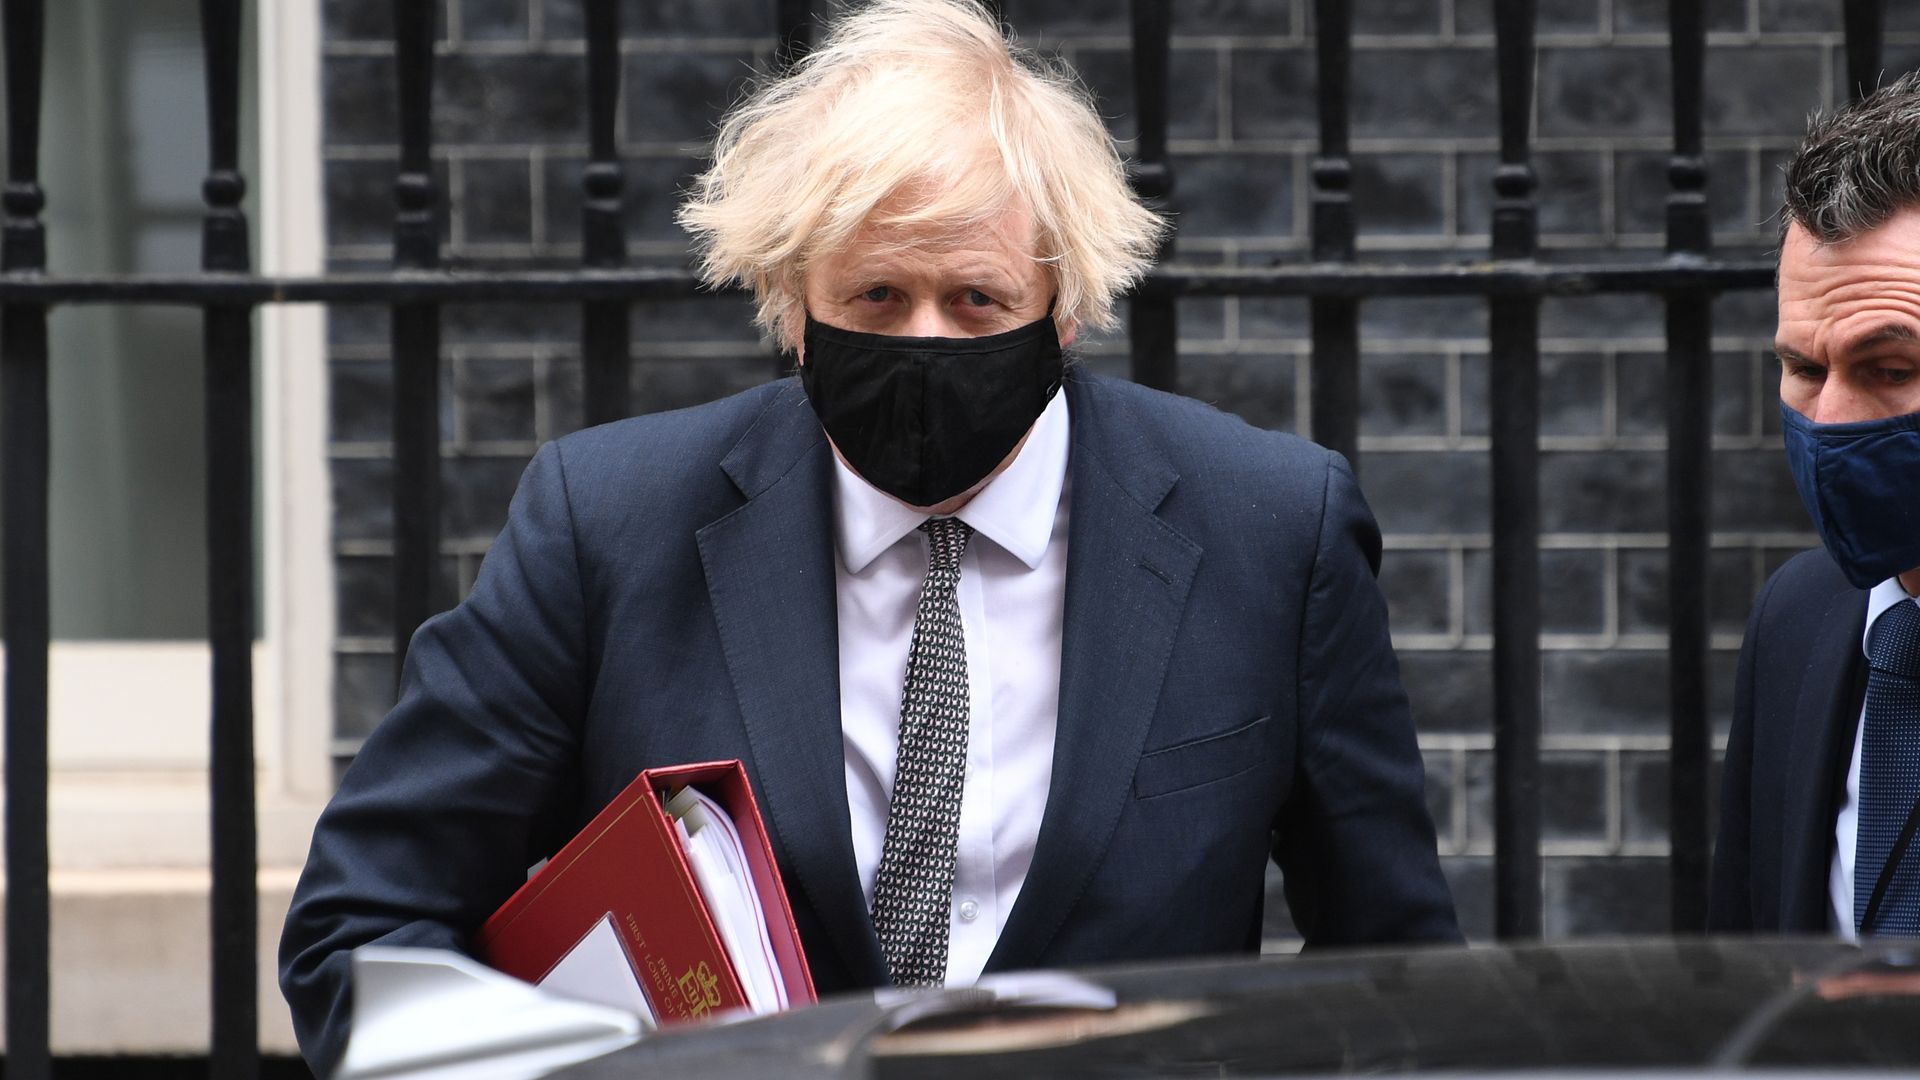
0,0,1896,1076
1664,0,1715,939
1486,0,1545,939
3,7,50,1080
391,0,443,677
200,2,258,1074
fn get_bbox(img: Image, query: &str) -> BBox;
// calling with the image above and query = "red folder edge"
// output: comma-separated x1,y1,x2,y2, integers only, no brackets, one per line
473,760,816,1024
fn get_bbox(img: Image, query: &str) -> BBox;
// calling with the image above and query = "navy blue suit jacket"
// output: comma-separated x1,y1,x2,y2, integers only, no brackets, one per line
1709,548,1867,933
281,372,1460,1073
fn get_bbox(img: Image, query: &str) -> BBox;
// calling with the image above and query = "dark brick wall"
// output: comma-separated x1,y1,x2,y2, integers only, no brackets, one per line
320,0,1920,939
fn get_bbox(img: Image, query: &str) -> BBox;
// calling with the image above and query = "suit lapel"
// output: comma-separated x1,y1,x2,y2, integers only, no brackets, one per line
695,384,887,986
1778,580,1869,930
986,376,1200,972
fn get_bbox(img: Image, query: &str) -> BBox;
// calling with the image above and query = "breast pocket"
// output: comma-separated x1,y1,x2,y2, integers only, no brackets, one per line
1133,716,1271,800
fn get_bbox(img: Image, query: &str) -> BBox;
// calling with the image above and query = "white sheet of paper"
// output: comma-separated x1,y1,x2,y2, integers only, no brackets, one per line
665,786,788,1013
335,946,642,1080
536,913,656,1029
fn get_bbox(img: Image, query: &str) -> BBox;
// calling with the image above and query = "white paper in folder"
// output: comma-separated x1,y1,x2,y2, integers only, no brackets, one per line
664,785,789,1014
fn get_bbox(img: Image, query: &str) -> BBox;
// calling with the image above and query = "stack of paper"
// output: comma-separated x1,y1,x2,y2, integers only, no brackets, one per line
665,785,789,1014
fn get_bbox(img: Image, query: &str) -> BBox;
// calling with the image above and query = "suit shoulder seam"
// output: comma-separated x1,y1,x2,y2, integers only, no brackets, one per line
1292,450,1339,764
549,441,589,650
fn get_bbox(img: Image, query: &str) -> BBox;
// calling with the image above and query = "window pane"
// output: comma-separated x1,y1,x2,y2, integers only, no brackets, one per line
0,0,260,640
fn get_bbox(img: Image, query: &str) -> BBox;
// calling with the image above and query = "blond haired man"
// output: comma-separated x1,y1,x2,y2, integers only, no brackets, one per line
281,2,1458,1071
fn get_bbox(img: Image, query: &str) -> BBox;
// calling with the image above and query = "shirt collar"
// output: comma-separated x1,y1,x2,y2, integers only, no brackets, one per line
830,389,1070,574
1863,576,1920,656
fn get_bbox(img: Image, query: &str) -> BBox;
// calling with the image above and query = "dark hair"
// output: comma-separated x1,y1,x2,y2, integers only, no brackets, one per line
1784,70,1920,243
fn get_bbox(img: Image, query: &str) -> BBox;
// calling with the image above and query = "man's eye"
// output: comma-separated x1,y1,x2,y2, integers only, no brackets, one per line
963,289,994,307
1779,357,1824,381
862,286,891,303
1881,365,1915,385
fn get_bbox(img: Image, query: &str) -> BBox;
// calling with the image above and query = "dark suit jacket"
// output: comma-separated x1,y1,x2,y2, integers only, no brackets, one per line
280,372,1460,1074
1709,548,1867,933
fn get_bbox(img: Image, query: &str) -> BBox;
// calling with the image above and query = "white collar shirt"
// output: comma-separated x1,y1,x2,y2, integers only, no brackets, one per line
830,389,1070,986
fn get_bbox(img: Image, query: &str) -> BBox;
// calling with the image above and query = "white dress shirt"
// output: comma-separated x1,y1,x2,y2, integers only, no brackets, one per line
831,390,1070,985
1828,577,1920,940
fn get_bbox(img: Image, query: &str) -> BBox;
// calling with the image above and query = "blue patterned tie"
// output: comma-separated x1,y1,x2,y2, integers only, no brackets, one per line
1855,598,1920,936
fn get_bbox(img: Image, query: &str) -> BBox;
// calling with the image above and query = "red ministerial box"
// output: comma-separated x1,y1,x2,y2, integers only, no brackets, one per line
474,760,816,1025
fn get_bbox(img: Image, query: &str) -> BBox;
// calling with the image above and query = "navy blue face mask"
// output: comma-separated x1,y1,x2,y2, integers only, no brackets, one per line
1780,402,1920,589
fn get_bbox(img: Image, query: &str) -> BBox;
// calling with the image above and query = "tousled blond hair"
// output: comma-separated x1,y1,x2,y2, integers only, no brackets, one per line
677,0,1168,350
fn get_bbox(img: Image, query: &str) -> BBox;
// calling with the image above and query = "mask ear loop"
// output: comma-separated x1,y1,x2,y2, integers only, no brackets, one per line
794,307,815,368
1042,296,1068,398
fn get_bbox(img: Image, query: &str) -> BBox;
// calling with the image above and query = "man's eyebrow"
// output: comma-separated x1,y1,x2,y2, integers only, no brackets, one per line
1775,324,1920,364
943,262,1022,289
1846,322,1920,351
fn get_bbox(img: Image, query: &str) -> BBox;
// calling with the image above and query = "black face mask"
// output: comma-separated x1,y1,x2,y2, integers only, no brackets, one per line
799,312,1065,508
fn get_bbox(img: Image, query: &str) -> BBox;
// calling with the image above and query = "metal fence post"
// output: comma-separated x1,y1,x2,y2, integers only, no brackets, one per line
1127,0,1177,393
391,0,445,682
1664,0,1714,936
1308,0,1359,469
581,0,631,427
1844,0,1888,100
1489,0,1543,940
1,1,51,1076
199,1,259,1074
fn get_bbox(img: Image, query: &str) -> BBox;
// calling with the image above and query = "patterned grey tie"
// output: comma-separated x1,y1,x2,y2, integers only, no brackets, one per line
870,516,974,987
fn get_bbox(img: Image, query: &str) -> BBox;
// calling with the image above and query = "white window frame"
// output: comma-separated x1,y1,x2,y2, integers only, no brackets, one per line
5,0,326,1054
18,0,333,874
